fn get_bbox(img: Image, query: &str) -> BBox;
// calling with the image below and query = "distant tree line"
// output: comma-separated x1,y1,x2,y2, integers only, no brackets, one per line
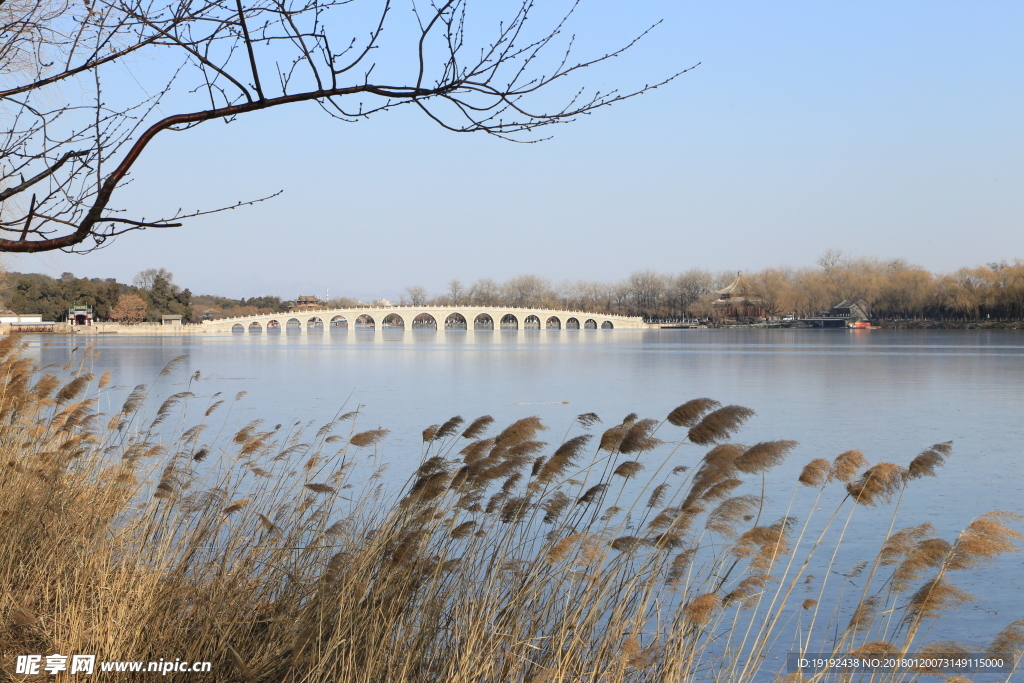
403,254,1024,322
4,253,1023,323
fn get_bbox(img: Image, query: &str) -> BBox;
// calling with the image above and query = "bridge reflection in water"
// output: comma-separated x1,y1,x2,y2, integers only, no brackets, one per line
201,306,645,334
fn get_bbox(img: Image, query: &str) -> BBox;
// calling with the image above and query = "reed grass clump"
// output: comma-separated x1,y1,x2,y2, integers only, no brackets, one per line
0,338,1021,682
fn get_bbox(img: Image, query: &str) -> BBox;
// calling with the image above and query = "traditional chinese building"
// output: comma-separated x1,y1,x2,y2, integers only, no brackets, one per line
832,300,871,321
67,304,93,325
711,272,765,319
294,296,322,309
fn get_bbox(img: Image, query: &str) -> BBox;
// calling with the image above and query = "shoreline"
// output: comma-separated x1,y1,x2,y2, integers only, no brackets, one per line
4,319,1022,335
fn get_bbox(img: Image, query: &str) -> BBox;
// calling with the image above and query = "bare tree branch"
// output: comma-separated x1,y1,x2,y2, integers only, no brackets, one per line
0,0,690,253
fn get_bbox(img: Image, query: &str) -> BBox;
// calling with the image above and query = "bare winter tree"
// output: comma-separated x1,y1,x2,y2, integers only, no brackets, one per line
0,0,690,253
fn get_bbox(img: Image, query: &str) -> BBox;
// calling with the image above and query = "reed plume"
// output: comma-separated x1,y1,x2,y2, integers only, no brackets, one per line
435,416,465,439
577,484,607,505
986,619,1024,659
460,438,494,464
647,483,669,508
613,460,644,479
846,462,906,506
683,593,719,625
907,441,953,479
705,495,759,537
537,434,591,484
831,449,867,482
666,398,721,427
618,419,662,454
461,415,494,439
574,412,602,428
687,405,755,445
598,424,629,452
735,440,797,474
798,458,831,486
905,577,972,620
541,491,571,523
350,429,389,447
947,511,1024,570
494,416,546,447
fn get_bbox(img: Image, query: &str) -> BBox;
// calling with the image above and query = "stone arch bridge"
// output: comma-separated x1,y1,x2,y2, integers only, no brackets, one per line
201,306,646,333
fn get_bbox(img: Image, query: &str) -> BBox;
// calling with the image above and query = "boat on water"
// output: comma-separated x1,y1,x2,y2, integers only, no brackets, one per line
849,321,881,329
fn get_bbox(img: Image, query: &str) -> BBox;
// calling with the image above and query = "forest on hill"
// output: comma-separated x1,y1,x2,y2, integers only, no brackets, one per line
1,269,288,322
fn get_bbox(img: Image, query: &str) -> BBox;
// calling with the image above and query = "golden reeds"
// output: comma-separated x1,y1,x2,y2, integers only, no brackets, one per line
0,338,1018,683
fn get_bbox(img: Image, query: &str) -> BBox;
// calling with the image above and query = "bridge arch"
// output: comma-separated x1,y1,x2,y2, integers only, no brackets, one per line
286,317,302,331
413,313,437,329
474,313,494,330
565,317,580,329
355,314,375,329
446,312,468,329
382,313,405,328
307,316,324,331
523,314,541,329
232,323,244,333
545,316,561,329
248,321,262,333
584,319,597,329
602,320,614,329
500,313,518,330
330,315,348,330
266,319,282,333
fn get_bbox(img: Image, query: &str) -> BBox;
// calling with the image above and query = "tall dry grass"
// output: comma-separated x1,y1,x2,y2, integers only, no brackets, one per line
0,336,1021,682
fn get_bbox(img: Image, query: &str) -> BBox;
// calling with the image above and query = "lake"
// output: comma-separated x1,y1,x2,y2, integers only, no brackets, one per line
23,327,1024,654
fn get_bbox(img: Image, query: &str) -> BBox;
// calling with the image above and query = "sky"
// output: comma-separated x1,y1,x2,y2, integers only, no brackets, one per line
9,1,1023,301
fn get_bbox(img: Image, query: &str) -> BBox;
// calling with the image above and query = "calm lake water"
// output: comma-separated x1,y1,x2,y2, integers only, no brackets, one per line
24,328,1024,649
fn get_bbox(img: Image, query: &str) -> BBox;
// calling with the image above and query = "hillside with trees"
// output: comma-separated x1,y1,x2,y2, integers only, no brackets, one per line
2,269,285,322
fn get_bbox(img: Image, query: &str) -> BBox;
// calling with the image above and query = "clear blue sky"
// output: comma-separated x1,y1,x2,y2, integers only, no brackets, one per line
10,1,1023,300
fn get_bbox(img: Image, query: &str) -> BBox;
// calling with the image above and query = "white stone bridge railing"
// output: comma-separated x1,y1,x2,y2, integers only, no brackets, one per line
201,306,647,332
